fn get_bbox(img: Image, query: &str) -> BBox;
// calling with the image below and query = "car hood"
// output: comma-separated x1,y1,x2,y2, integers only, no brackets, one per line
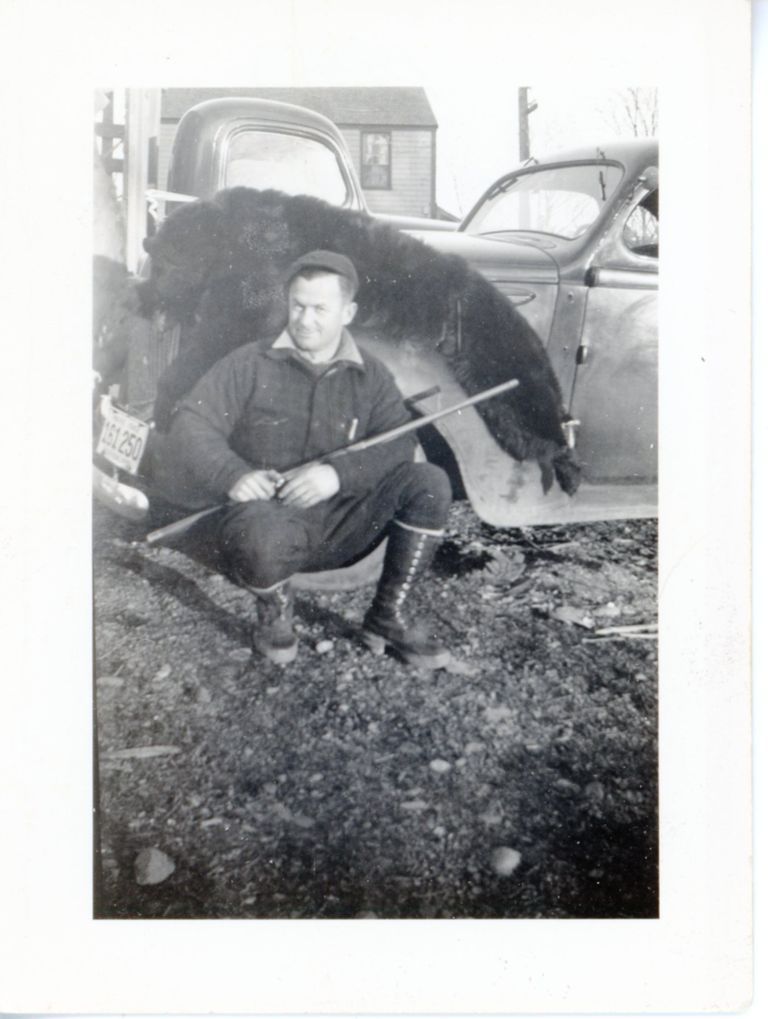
406,228,559,285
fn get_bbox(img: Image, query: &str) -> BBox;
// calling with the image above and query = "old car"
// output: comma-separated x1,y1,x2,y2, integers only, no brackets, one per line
393,138,658,526
94,97,657,541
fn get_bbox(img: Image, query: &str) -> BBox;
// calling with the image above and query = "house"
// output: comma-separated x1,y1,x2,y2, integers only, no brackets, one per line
159,87,442,219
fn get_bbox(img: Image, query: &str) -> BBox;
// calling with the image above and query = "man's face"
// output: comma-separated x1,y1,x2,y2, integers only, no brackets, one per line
287,272,357,362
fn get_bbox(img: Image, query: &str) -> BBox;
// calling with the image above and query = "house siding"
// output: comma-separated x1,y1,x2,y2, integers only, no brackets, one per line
341,127,434,217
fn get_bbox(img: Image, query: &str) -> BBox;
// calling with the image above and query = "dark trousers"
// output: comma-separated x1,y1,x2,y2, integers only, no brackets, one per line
217,461,451,590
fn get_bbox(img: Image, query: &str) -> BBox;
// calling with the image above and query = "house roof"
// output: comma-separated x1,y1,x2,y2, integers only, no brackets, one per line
161,87,437,128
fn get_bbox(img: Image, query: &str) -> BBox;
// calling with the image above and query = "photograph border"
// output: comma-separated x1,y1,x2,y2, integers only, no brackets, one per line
0,0,753,1013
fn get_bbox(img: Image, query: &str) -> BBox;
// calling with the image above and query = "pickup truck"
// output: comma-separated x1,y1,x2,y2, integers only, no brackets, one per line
94,97,657,539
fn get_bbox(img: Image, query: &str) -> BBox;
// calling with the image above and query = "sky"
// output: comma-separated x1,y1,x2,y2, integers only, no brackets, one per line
427,85,656,218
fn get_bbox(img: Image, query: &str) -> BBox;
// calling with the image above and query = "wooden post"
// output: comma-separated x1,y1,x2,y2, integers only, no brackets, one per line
124,89,161,273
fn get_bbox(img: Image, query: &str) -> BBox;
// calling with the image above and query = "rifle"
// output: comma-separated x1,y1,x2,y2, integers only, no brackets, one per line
145,377,519,545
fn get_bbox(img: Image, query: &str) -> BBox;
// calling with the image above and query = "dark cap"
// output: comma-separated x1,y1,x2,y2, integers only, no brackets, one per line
284,249,359,296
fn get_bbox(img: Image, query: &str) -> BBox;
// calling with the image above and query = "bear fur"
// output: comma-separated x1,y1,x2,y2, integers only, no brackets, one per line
138,187,580,495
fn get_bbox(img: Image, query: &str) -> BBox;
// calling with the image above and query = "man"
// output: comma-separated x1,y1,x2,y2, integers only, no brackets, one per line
159,250,452,669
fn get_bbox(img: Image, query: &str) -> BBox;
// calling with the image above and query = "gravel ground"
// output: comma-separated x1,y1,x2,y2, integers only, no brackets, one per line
93,500,658,919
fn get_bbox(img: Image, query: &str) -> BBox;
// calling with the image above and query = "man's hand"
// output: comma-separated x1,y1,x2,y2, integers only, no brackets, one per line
277,464,340,509
228,469,283,502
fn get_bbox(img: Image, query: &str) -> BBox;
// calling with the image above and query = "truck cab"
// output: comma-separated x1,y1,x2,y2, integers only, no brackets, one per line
166,98,366,209
161,98,455,232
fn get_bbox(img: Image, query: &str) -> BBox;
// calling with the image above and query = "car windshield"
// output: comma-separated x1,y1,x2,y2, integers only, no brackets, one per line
464,162,623,240
224,129,351,205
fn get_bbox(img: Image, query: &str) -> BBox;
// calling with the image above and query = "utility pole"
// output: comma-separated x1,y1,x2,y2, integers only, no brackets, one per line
518,87,538,161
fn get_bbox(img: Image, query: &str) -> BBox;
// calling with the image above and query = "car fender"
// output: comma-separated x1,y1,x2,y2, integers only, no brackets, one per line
356,327,656,527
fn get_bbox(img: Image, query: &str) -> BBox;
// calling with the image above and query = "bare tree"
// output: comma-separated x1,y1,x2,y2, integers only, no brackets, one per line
604,87,658,137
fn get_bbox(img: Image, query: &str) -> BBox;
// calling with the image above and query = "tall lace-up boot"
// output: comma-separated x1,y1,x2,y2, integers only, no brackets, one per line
361,521,450,669
251,580,298,665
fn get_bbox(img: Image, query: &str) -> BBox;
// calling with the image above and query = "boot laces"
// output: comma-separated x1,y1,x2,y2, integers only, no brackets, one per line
391,533,428,626
275,585,291,619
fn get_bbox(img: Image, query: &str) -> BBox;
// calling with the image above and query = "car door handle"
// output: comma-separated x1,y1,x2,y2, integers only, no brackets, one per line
500,288,536,306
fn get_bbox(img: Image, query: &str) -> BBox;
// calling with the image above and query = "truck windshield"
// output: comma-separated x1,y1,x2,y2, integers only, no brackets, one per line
224,129,350,205
464,163,623,241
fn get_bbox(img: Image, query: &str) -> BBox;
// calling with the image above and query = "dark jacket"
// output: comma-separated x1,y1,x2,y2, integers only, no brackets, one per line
156,329,416,509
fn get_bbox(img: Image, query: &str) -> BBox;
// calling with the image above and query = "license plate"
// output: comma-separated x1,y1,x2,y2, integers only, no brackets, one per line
96,398,150,475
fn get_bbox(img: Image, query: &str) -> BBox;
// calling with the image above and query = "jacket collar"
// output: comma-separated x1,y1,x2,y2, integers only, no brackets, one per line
267,328,365,371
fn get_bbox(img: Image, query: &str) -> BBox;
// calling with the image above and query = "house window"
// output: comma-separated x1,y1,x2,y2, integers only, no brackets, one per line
361,132,391,189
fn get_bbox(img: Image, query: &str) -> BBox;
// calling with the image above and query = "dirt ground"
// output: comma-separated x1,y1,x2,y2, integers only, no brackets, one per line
93,500,658,920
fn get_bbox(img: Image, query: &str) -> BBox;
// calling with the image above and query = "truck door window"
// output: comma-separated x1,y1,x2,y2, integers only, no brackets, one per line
224,130,350,205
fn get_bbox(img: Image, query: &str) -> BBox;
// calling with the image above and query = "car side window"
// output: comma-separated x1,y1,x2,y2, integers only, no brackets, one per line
623,189,659,259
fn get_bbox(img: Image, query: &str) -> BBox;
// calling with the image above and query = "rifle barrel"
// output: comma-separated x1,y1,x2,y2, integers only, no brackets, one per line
331,377,519,456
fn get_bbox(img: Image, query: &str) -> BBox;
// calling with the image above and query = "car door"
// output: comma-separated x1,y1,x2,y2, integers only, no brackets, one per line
567,177,658,484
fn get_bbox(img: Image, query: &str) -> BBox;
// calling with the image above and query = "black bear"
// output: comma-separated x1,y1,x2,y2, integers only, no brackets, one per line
134,187,580,495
